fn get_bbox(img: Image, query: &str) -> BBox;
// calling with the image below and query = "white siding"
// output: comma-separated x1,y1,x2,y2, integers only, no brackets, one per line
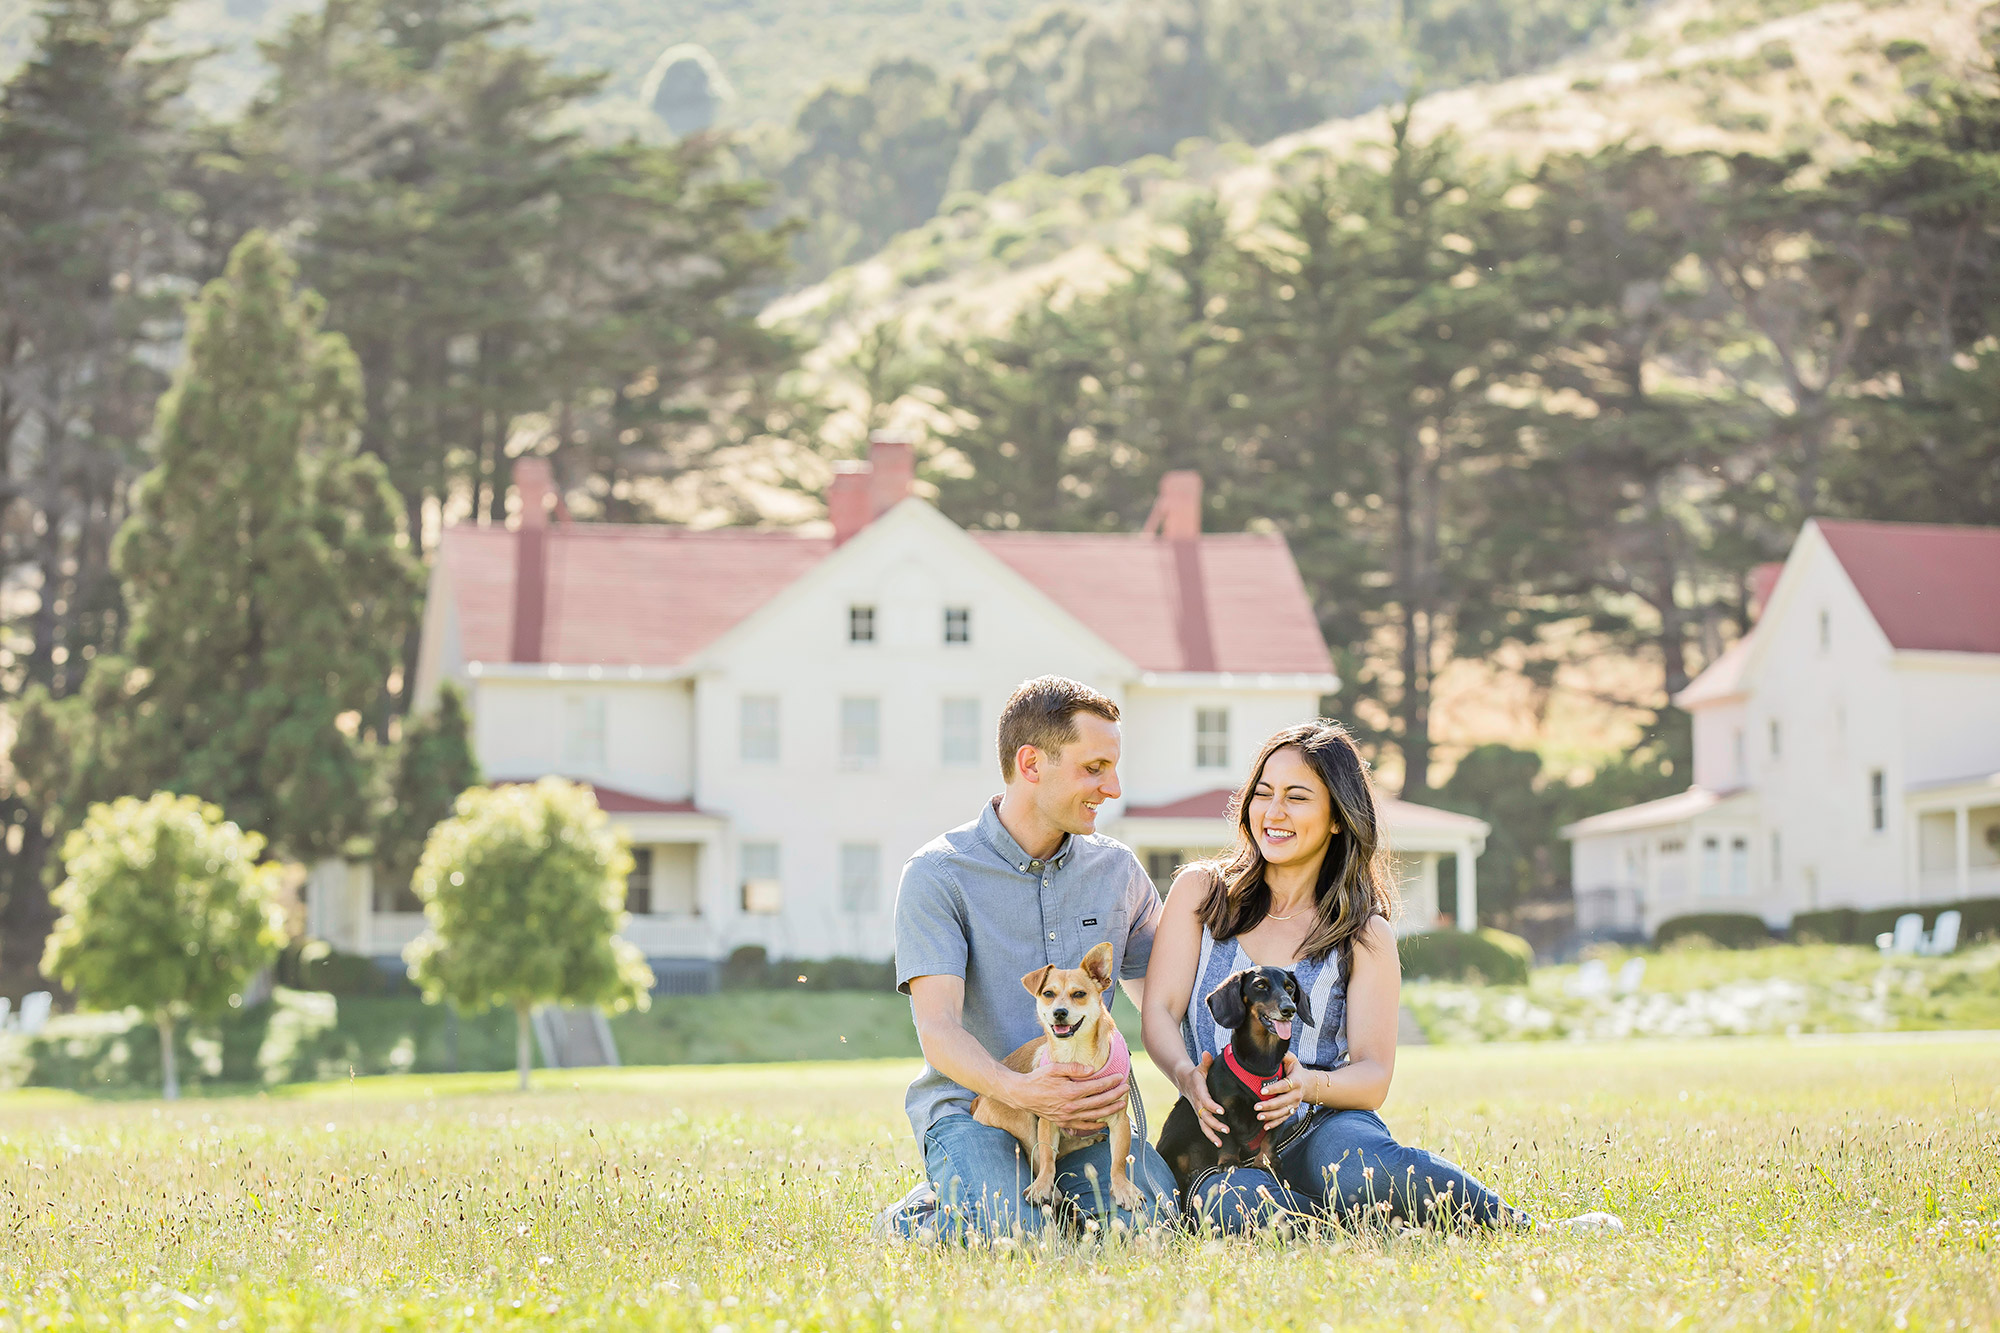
473,678,694,800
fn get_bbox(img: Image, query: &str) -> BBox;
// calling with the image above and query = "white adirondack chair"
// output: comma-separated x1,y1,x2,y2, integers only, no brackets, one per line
0,996,11,1031
16,991,51,1036
1876,913,1924,955
1922,910,1963,956
1567,958,1613,999
1616,957,1647,995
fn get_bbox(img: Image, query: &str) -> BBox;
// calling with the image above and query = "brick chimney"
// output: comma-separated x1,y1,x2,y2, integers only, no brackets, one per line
829,463,873,546
1143,470,1203,542
869,432,915,517
511,457,554,662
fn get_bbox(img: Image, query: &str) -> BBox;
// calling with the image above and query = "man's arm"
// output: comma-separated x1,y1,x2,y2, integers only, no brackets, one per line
908,974,1129,1129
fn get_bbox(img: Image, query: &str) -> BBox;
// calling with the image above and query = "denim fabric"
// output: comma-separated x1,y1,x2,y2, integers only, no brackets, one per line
899,1112,1179,1239
1188,1109,1528,1233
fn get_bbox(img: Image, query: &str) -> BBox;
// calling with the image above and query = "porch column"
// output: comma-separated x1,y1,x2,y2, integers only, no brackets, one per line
1456,843,1478,932
1956,804,1972,899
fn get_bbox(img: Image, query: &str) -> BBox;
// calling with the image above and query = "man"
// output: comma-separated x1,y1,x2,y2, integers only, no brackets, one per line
878,675,1179,1239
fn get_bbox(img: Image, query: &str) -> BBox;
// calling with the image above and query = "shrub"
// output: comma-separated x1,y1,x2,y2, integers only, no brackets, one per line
1790,908,1859,945
1654,913,1774,950
1398,929,1533,985
721,946,896,992
1850,898,2000,948
276,941,404,995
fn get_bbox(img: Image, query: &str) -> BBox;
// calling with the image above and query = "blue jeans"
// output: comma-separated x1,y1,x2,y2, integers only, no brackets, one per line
1189,1109,1529,1233
905,1113,1180,1239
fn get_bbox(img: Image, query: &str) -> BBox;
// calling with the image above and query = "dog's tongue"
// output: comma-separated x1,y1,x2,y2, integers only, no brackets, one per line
1273,1019,1294,1041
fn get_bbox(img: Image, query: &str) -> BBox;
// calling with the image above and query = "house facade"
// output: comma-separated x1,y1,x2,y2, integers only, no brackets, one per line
1565,518,2000,938
308,439,1489,983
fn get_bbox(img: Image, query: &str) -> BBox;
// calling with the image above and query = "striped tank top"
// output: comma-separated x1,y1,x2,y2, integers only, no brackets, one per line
1179,925,1351,1131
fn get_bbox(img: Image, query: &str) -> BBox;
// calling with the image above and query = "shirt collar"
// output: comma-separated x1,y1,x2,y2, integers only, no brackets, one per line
979,796,1075,874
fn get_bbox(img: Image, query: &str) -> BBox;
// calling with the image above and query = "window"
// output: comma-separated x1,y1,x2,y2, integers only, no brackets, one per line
944,607,971,644
741,841,781,914
625,847,653,915
840,697,880,767
848,605,876,643
1869,769,1885,832
562,694,606,770
740,694,779,763
1819,609,1831,652
1146,850,1184,895
1771,831,1782,886
840,843,881,913
1732,728,1745,782
1700,836,1722,897
941,697,981,767
1196,707,1229,769
1729,836,1749,897
1768,719,1781,760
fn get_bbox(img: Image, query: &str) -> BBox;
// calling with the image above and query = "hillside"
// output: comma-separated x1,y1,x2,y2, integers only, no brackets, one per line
769,0,1993,368
0,0,1111,124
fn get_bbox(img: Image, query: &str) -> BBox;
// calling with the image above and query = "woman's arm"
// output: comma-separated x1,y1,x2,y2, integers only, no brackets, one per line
1140,867,1228,1144
1254,914,1401,1126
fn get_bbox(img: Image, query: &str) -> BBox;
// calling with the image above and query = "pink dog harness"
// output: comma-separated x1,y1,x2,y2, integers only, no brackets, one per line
1035,1028,1132,1082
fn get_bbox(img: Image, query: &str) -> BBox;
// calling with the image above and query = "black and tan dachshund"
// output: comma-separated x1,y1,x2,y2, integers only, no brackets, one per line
1157,965,1315,1204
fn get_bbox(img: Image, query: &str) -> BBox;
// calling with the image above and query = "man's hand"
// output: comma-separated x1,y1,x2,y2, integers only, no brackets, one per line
1007,1060,1130,1135
1174,1052,1228,1146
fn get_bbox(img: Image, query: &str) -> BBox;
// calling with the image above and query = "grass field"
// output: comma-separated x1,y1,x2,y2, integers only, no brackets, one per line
3,1038,1998,1330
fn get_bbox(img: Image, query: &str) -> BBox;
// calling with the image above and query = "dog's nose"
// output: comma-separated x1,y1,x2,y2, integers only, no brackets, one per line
1279,1006,1297,1019
1052,1008,1069,1022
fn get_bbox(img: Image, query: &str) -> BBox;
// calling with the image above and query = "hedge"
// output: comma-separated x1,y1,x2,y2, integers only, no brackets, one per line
1791,897,2000,948
723,946,897,992
1653,913,1776,950
1398,928,1534,985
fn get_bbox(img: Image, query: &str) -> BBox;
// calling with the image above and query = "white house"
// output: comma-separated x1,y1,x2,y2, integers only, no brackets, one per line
1565,518,2000,938
308,439,1489,983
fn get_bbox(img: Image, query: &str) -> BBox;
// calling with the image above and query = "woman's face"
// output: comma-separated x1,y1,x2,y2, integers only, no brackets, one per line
1246,745,1337,869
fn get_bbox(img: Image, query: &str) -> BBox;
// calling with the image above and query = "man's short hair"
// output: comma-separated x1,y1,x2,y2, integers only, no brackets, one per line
996,676,1120,781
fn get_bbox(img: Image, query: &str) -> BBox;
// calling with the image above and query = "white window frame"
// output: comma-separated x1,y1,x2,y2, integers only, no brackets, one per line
849,605,876,643
740,694,779,763
840,696,880,769
940,697,981,768
840,842,881,914
1195,707,1229,770
562,694,607,771
740,841,781,914
944,606,971,645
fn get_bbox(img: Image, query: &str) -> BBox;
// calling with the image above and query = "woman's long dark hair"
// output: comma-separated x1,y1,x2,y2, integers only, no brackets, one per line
1196,719,1398,973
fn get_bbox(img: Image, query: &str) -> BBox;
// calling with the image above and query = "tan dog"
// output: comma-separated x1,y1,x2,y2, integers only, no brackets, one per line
970,940,1143,1212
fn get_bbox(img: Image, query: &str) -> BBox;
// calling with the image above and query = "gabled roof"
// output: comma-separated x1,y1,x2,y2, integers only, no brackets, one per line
441,525,832,668
974,531,1332,675
1674,634,1754,709
438,507,1333,675
1814,519,2000,656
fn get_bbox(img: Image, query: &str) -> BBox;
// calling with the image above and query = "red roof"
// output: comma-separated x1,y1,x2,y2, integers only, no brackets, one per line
444,525,831,667
1124,788,1236,819
1816,520,2000,655
974,531,1332,674
440,512,1333,674
494,779,706,815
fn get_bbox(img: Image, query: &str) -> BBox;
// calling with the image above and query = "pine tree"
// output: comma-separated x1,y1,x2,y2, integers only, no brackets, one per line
15,231,421,863
374,681,481,909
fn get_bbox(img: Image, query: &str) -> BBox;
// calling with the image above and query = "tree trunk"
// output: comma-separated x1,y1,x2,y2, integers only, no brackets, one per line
158,1011,179,1101
516,1001,533,1091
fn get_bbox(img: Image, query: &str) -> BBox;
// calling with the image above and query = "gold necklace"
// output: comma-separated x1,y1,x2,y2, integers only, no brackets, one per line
1266,900,1313,922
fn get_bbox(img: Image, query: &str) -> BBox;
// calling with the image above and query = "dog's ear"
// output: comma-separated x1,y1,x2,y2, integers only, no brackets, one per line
1022,965,1054,997
1080,941,1115,993
1284,970,1314,1028
1206,971,1250,1031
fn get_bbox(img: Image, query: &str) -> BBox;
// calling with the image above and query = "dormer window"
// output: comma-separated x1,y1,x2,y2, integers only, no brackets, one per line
944,607,971,644
1768,719,1781,760
1818,609,1830,652
849,605,876,643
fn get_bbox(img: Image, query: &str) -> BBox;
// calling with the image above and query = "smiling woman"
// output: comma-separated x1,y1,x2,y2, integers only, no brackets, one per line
1141,719,1622,1235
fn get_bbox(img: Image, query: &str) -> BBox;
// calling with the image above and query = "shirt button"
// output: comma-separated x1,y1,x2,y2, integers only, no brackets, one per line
1048,932,1056,941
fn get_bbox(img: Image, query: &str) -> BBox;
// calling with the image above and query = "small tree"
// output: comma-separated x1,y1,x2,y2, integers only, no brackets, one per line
41,794,287,1099
403,779,653,1089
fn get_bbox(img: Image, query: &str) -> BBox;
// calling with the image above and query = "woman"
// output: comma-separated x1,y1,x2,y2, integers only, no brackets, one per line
1141,719,1617,1233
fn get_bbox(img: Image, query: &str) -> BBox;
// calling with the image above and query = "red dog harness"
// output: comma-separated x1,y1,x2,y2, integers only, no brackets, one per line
1221,1043,1282,1152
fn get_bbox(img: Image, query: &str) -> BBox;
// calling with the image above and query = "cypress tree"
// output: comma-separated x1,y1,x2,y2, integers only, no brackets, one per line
16,231,421,863
374,681,481,909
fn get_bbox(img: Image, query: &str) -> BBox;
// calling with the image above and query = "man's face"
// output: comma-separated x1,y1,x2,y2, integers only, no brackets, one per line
1029,714,1122,836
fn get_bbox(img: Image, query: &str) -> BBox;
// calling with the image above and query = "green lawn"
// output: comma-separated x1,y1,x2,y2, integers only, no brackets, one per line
3,1038,1997,1330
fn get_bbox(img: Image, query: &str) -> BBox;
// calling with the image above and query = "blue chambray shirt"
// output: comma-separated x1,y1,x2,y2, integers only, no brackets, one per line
894,796,1165,1140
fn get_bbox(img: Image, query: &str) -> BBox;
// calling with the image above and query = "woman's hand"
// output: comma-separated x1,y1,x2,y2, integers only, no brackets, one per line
1254,1053,1309,1128
1175,1053,1229,1147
